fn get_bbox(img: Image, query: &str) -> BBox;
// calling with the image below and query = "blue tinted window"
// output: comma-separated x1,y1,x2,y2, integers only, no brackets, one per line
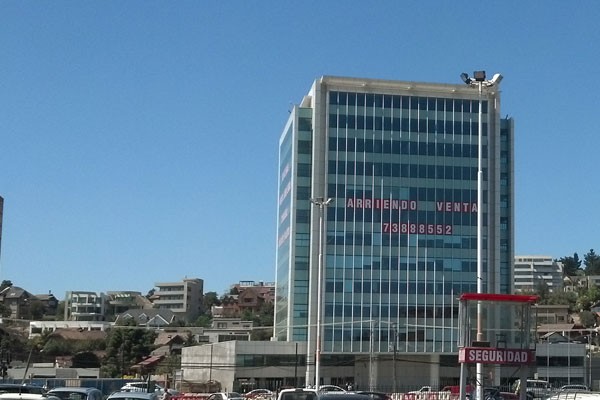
347,92,356,106
401,96,410,109
383,95,392,108
329,91,338,105
357,93,365,106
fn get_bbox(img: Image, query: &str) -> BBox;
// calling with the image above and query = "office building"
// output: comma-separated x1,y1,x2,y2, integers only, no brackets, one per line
0,196,3,260
274,75,513,387
514,255,564,293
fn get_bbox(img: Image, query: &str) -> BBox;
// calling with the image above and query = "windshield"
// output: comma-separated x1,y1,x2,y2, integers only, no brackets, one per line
49,392,88,400
279,393,318,400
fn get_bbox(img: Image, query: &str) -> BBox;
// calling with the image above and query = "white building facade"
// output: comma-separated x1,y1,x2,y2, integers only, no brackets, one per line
514,256,564,293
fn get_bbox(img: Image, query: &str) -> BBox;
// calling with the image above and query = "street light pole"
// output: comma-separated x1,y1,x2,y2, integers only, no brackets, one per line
311,197,333,389
460,71,503,400
392,323,398,395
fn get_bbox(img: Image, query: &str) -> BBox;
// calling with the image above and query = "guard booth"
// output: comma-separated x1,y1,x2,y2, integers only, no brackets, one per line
457,293,539,400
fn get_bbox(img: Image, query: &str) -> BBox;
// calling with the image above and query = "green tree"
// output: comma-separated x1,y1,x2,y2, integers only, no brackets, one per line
584,249,600,275
203,291,221,310
43,340,75,356
183,331,198,346
0,303,11,318
559,253,582,276
545,291,578,311
26,299,45,320
245,303,274,341
534,281,550,304
194,315,212,328
101,328,157,378
576,285,600,312
251,326,273,341
0,281,12,292
579,310,597,328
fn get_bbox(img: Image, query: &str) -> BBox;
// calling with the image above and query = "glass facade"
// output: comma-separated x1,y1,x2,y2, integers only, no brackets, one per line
275,76,512,367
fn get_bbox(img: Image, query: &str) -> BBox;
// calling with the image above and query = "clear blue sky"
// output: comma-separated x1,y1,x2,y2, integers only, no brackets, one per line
2,2,599,299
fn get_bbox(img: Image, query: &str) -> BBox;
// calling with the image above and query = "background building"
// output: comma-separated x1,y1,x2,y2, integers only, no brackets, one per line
106,290,153,316
0,196,3,260
274,75,513,387
153,278,203,322
514,255,564,293
0,285,34,319
216,281,275,317
64,291,106,321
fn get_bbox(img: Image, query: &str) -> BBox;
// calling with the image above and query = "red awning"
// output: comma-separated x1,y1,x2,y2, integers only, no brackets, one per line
130,355,164,370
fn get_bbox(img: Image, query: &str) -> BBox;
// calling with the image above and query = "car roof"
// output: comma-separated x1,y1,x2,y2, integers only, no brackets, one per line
108,392,158,400
0,395,58,400
319,395,370,400
0,385,46,394
49,388,101,393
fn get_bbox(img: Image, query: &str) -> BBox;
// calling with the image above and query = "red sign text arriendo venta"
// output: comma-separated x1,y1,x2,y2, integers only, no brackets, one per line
458,347,535,365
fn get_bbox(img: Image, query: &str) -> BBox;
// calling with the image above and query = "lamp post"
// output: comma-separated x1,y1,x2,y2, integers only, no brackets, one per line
460,70,503,400
310,196,333,389
391,323,398,395
588,332,596,390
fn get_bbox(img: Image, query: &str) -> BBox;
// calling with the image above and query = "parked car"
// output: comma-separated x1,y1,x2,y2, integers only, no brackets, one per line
107,392,159,400
0,394,59,400
47,387,103,400
512,379,551,400
408,387,432,395
559,385,589,392
466,387,506,400
353,391,391,400
207,393,246,400
0,385,46,395
318,387,346,393
120,383,178,396
245,390,274,400
277,388,369,400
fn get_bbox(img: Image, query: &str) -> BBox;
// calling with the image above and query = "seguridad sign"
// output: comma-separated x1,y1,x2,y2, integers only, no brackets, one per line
458,347,535,365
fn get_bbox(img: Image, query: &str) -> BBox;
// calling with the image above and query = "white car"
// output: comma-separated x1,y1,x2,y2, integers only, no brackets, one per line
120,383,178,396
559,385,589,392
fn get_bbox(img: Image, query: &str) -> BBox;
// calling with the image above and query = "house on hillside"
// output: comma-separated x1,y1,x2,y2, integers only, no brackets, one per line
48,328,108,342
152,331,186,356
34,293,59,316
0,286,34,319
115,309,176,327
106,291,153,317
216,281,275,318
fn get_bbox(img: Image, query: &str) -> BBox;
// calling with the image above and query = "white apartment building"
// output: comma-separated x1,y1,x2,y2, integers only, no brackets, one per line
514,255,564,293
153,278,203,322
64,291,106,321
